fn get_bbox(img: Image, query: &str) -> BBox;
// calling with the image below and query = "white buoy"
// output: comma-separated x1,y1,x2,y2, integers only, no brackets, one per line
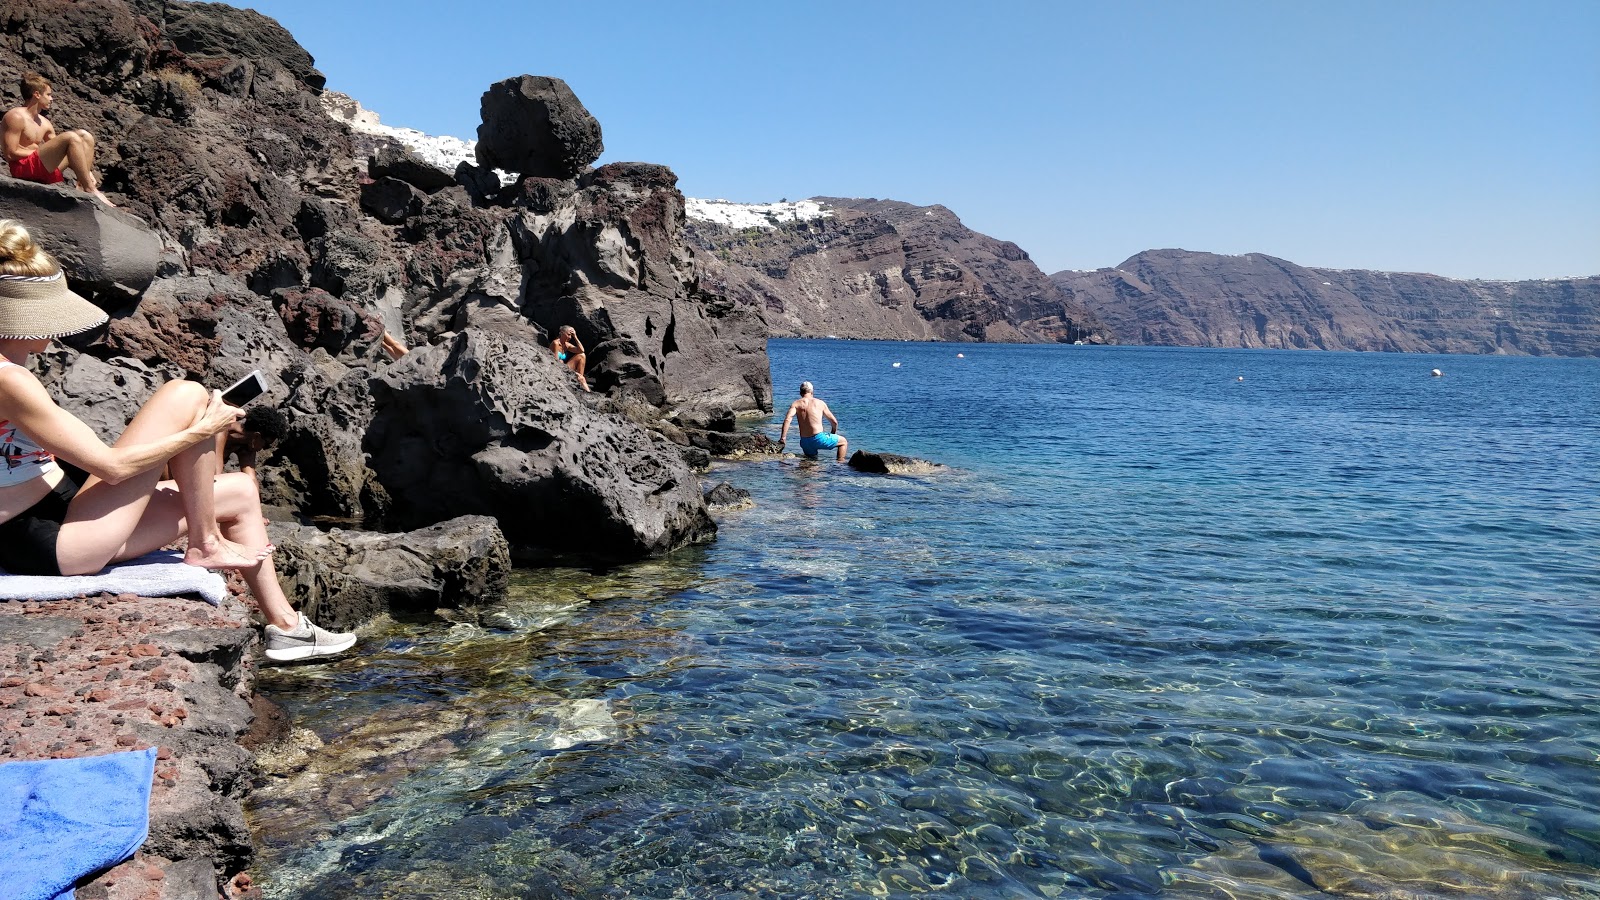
1237,376,1245,382
892,361,901,368
957,353,965,358
1431,368,1443,377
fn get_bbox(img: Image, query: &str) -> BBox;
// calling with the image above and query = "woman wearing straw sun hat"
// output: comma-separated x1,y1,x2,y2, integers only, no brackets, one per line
0,218,354,661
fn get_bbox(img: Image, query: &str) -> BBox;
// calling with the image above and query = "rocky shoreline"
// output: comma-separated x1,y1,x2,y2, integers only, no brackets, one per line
1,590,261,899
0,511,515,898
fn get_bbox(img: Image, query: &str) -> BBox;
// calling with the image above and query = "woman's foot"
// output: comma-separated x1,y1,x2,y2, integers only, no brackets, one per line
264,613,357,662
184,535,271,570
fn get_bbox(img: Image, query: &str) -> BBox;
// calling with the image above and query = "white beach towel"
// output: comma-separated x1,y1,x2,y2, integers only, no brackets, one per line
0,550,228,606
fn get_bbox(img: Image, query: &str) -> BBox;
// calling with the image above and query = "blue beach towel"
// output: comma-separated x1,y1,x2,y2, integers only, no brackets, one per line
0,747,157,900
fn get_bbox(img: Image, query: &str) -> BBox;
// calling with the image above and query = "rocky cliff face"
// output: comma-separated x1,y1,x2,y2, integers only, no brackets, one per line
1053,250,1600,356
688,197,1107,343
1,0,771,559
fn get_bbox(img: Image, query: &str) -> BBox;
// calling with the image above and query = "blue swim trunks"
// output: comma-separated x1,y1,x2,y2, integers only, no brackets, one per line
799,432,841,458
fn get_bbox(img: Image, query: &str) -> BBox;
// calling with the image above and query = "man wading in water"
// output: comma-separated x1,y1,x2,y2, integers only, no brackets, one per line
778,381,848,461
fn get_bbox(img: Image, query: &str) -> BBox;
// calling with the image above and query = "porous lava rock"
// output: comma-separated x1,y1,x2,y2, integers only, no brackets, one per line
269,515,512,630
474,75,603,179
366,330,716,562
0,591,262,897
504,162,773,414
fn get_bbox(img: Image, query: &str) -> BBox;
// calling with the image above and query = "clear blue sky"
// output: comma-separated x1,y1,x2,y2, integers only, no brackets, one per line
241,0,1599,280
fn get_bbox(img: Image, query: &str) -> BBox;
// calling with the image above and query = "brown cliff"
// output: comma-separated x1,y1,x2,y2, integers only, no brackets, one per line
688,197,1107,343
1053,249,1600,356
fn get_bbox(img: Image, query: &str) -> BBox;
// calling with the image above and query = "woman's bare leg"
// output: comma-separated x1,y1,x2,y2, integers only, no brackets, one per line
57,380,266,575
212,473,297,628
194,472,295,629
567,352,590,391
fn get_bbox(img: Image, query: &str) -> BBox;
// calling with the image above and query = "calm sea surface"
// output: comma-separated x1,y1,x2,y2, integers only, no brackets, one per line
253,340,1600,898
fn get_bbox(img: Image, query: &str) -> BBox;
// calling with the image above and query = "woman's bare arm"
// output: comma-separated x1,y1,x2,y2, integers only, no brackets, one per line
0,371,232,484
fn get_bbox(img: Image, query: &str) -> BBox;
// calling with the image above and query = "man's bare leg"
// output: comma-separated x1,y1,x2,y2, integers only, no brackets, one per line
36,130,113,205
836,435,849,462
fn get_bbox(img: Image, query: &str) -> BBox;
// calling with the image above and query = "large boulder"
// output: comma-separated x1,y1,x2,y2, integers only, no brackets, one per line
365,329,716,561
269,515,512,630
0,176,162,295
474,75,603,179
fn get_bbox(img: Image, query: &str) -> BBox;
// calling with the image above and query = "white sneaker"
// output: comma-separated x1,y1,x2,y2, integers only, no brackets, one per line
264,613,357,662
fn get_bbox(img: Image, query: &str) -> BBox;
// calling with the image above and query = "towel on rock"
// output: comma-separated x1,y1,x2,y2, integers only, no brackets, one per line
0,549,227,605
0,747,158,900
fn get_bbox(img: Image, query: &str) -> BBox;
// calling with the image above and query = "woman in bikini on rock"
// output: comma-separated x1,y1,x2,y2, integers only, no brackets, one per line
550,324,590,391
0,219,352,660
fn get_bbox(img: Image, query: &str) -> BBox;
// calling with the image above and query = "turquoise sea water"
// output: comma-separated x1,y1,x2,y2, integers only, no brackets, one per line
253,340,1600,898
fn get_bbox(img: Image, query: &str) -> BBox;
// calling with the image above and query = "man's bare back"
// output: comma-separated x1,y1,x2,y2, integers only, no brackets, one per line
788,396,829,437
778,381,849,461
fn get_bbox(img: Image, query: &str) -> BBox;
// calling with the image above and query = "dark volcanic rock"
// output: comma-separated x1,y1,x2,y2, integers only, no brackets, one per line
366,330,717,561
137,0,325,91
359,176,426,225
0,177,161,295
703,482,753,511
502,162,773,414
1053,249,1600,356
269,516,512,630
689,197,1107,344
475,75,603,179
847,450,945,475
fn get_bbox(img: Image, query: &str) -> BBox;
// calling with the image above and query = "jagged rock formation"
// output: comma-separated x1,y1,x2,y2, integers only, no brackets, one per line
1053,250,1600,356
0,0,770,556
0,4,775,893
270,515,512,630
367,330,715,562
688,197,1107,343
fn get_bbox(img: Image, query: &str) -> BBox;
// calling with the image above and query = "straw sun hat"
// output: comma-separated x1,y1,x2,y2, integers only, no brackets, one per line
0,271,109,340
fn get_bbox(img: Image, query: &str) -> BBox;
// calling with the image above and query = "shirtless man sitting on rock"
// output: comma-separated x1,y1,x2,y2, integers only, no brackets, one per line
2,73,113,206
778,381,848,461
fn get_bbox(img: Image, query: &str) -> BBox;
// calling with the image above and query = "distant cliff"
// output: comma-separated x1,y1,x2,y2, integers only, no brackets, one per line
1053,250,1600,357
687,197,1107,343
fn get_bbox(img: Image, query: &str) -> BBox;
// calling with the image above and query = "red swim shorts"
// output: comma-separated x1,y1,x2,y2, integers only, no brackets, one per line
7,152,64,185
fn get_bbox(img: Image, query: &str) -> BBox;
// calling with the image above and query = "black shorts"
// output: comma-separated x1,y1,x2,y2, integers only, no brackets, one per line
0,473,79,576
